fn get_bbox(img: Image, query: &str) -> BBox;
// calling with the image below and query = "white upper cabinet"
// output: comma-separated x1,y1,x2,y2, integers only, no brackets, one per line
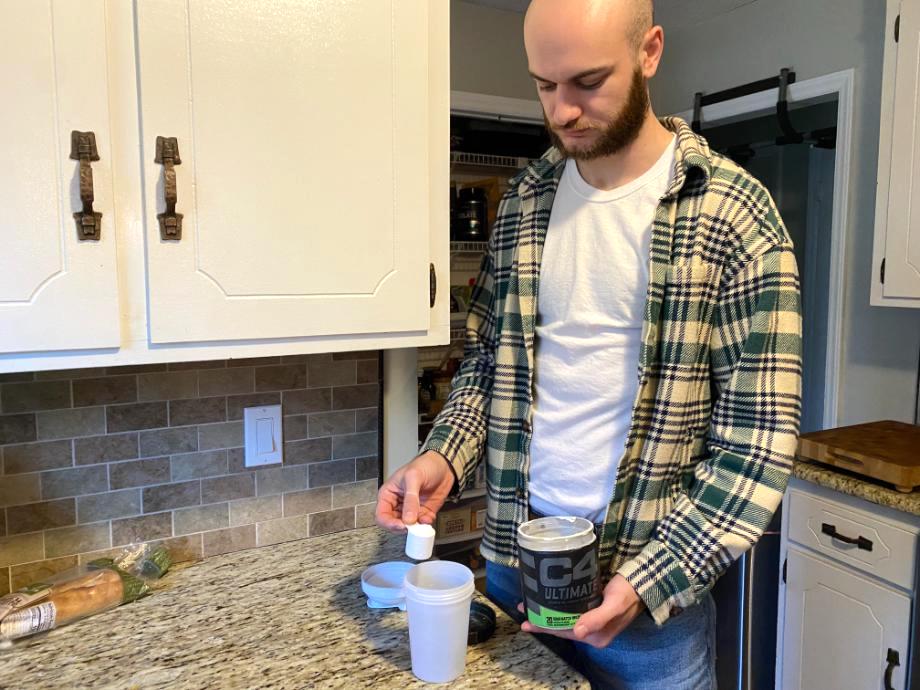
873,0,920,304
0,0,449,370
0,0,120,353
136,0,431,344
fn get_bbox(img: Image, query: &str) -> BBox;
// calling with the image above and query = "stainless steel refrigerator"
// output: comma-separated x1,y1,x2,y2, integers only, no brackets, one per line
712,507,783,690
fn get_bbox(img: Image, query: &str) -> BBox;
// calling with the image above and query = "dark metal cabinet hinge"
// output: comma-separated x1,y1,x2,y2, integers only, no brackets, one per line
429,264,437,308
881,258,886,284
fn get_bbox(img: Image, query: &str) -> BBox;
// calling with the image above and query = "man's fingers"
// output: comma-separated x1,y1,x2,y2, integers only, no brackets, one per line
375,483,407,531
401,468,423,525
572,601,616,637
520,620,578,640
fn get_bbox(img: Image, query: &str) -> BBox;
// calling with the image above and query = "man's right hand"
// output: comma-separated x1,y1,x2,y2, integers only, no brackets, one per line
375,450,456,532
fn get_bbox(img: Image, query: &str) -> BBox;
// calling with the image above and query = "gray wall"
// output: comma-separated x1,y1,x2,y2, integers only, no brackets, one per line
650,0,920,425
451,0,534,100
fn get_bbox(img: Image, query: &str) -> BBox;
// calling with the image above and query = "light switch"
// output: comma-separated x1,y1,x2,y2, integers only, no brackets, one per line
244,404,283,468
256,418,275,453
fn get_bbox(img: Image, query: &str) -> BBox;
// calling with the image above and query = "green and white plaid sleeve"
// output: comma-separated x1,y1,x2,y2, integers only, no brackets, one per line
618,245,802,625
421,235,498,493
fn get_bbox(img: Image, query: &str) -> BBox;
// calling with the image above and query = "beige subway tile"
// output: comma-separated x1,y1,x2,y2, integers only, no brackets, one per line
332,480,378,509
307,358,355,388
355,503,376,528
307,411,354,439
11,556,78,590
309,507,355,537
36,407,105,440
229,495,282,527
3,440,73,474
1,380,71,414
77,489,141,523
198,422,243,451
256,515,308,546
137,372,198,402
0,533,44,568
7,498,75,534
198,368,253,397
282,488,331,517
203,525,256,557
254,365,306,392
153,534,203,564
44,522,111,559
331,384,378,411
72,376,137,408
0,473,42,508
41,465,107,500
174,503,229,536
112,512,172,546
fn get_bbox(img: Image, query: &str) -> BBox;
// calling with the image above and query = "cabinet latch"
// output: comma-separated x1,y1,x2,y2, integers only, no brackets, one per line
154,136,183,241
69,131,102,241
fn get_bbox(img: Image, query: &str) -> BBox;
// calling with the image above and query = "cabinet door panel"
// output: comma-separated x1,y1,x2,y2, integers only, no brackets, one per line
137,0,431,344
0,0,119,353
781,546,910,690
883,0,920,297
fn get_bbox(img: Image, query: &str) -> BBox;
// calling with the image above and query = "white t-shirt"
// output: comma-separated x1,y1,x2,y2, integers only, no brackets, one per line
528,136,677,523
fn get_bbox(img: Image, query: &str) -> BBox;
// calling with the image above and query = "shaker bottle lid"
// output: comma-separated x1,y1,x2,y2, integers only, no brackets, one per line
361,561,414,610
517,516,596,552
468,601,497,645
405,522,436,560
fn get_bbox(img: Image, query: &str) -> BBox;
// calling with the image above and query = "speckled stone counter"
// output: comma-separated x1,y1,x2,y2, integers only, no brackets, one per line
0,527,588,689
794,458,920,518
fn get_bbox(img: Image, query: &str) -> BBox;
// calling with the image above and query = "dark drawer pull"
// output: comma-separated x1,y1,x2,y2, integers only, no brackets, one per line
821,522,873,551
884,648,899,690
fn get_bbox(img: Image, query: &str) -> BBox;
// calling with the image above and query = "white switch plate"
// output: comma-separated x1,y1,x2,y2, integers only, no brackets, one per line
243,404,283,468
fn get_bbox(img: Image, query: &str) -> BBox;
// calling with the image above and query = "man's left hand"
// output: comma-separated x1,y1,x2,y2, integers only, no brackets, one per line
518,574,646,649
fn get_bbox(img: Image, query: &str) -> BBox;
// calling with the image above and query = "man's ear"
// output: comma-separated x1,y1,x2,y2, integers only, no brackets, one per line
639,25,664,79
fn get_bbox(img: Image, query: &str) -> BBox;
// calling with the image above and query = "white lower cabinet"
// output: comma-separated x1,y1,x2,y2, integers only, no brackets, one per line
777,479,919,690
781,546,910,690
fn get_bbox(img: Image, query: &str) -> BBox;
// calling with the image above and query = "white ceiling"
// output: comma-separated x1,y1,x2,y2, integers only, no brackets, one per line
459,0,761,29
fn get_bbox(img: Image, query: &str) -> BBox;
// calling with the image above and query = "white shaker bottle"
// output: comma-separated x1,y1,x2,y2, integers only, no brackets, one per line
403,560,475,683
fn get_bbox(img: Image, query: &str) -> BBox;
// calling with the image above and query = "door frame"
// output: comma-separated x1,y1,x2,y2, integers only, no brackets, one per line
384,91,543,480
672,69,853,431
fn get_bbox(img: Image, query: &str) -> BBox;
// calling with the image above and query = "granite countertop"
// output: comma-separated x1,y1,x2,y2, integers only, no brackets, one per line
794,458,920,518
0,527,588,689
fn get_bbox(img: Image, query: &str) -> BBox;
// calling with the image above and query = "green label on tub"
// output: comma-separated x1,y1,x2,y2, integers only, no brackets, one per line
526,604,579,630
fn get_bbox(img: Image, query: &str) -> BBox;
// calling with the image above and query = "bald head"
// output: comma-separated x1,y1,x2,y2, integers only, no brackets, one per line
525,0,654,56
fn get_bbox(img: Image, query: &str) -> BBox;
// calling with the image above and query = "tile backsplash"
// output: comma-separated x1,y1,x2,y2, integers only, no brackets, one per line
0,352,381,595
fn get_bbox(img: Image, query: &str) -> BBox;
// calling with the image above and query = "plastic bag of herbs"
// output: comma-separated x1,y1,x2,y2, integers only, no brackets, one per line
0,542,171,643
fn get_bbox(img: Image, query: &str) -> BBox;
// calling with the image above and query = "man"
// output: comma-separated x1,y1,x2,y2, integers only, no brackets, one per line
377,0,802,687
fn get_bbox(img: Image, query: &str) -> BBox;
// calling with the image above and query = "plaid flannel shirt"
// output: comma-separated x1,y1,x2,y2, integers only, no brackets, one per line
422,116,802,625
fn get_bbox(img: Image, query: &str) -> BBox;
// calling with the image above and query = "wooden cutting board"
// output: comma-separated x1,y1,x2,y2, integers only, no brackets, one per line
797,420,920,493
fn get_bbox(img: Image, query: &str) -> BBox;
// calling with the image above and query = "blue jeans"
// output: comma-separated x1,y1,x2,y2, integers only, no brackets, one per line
486,560,717,690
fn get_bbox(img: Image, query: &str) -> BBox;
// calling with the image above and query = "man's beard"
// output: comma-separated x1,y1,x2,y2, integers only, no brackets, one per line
545,67,650,161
